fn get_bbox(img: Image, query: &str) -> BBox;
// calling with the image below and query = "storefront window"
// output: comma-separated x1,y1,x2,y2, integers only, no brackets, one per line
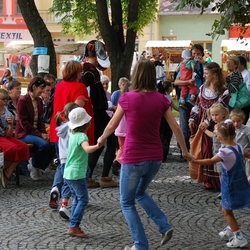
16,0,21,14
0,0,3,14
0,42,4,68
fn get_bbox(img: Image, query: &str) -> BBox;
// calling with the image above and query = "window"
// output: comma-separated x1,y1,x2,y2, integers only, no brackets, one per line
0,42,4,67
16,0,21,14
0,0,3,14
162,36,177,41
192,41,212,54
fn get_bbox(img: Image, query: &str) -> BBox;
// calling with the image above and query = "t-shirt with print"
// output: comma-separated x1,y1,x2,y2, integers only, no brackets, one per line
64,132,88,180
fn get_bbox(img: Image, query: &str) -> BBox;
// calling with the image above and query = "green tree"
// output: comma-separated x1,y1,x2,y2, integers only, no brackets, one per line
17,0,57,77
51,0,158,91
173,0,250,37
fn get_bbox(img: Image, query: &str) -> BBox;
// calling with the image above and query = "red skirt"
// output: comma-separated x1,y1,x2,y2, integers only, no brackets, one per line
0,137,30,162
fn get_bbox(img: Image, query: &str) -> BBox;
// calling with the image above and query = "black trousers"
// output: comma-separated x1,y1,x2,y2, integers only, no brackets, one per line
88,127,117,178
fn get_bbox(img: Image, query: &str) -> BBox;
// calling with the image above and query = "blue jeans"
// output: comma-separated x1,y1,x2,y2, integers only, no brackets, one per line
11,62,17,76
179,103,193,151
120,161,172,250
52,163,71,199
20,135,56,170
65,178,88,228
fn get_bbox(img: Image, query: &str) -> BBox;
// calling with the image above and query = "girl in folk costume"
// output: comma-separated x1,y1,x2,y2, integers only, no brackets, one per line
189,62,230,191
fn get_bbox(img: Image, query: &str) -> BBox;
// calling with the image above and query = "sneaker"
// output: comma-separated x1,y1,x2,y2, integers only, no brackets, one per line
217,192,222,200
49,186,59,209
27,161,39,181
219,227,234,239
160,228,173,246
59,206,70,220
111,160,120,176
124,246,135,250
67,226,89,238
226,236,248,248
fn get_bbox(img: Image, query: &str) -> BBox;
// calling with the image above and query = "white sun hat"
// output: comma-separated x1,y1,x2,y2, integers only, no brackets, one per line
68,107,92,130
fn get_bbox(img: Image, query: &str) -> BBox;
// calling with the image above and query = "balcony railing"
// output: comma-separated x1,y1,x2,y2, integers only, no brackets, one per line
39,10,62,23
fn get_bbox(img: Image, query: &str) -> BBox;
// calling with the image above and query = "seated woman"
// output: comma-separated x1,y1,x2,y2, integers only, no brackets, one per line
0,69,15,87
15,77,56,181
7,80,22,130
0,88,30,188
7,80,30,176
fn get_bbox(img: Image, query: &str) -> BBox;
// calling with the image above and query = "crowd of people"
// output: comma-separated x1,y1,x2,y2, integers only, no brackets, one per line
1,41,250,249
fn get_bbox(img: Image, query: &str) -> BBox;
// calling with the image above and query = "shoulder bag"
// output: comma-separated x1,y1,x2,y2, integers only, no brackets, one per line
229,82,250,109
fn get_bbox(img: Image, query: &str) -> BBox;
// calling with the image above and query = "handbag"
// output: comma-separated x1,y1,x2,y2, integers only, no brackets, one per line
229,81,250,109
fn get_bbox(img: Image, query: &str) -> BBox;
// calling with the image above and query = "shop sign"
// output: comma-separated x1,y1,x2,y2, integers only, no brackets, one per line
0,32,23,39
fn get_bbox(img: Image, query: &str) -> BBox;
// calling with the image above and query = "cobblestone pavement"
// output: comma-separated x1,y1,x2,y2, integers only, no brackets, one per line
1,137,250,250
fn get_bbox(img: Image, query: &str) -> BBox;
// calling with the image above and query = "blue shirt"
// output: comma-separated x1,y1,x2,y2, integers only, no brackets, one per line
111,90,121,106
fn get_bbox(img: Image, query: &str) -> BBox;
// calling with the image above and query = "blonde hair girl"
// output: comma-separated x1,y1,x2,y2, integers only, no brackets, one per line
204,103,229,173
192,120,250,248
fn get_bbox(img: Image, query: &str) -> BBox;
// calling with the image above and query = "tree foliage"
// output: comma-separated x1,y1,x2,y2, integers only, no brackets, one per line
173,0,250,37
50,0,158,91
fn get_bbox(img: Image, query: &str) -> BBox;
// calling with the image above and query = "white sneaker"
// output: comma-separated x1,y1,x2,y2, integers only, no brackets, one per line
49,186,60,209
226,236,248,248
124,246,135,250
161,228,173,246
219,226,234,239
59,206,70,220
27,164,39,181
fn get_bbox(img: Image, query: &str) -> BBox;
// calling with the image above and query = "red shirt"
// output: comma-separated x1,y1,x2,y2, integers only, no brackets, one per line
9,54,19,63
49,80,94,145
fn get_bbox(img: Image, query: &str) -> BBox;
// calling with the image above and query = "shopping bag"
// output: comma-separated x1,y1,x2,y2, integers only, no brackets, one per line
189,128,204,183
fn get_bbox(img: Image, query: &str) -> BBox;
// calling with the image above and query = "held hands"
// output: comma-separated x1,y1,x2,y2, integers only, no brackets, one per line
97,136,107,148
182,152,194,162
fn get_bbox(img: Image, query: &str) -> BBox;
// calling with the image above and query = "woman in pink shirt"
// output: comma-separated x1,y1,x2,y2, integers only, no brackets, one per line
98,59,193,250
